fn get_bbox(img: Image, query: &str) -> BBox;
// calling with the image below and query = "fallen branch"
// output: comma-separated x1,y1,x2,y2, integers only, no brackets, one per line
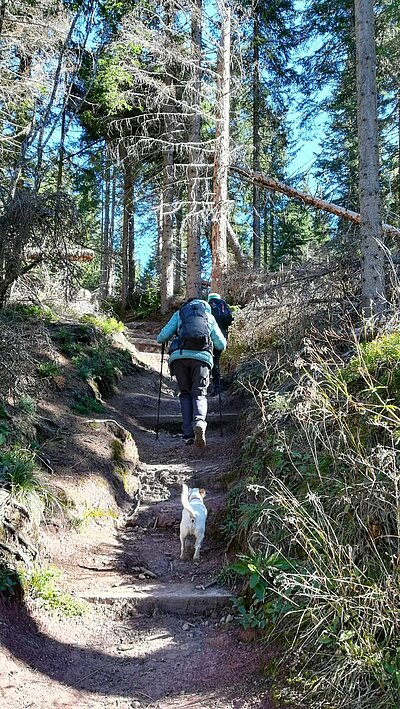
226,221,249,267
231,165,400,238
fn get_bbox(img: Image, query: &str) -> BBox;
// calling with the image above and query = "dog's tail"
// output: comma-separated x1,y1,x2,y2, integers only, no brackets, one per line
181,483,196,519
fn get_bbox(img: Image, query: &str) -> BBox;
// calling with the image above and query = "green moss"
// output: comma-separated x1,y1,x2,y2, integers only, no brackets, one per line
111,438,124,462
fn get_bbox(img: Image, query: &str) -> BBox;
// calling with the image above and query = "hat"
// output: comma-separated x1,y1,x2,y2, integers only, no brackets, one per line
208,292,220,301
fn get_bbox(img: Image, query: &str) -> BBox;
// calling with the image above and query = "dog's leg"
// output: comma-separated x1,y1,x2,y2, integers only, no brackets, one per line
180,526,186,559
193,530,204,561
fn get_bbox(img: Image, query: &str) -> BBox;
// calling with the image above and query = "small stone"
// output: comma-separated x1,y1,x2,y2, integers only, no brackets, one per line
182,623,190,631
225,614,234,624
138,573,146,579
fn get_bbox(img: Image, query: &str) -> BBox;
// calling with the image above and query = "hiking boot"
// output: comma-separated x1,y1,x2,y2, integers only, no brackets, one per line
194,422,207,449
183,435,194,446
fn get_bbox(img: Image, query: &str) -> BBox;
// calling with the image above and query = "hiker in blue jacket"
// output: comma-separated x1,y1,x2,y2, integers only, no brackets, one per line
207,292,233,396
157,298,226,448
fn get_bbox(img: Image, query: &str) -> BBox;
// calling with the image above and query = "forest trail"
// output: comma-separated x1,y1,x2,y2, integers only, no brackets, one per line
0,322,274,709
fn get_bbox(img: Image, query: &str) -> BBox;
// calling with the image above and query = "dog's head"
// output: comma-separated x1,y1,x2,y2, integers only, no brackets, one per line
189,487,206,500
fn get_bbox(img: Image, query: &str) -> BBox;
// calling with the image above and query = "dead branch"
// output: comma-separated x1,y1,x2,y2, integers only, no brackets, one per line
231,165,400,238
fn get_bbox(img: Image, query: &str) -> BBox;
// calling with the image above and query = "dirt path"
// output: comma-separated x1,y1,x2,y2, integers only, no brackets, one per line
0,322,275,709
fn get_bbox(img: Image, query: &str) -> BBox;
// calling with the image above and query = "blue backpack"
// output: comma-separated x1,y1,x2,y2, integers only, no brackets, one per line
178,300,212,352
209,298,233,333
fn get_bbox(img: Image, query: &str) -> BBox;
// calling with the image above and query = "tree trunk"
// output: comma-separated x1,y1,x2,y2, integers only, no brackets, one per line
174,206,183,294
160,5,175,315
231,166,400,238
121,155,134,313
355,0,385,315
100,156,111,299
226,222,249,267
128,179,135,299
252,4,261,269
108,166,117,295
161,144,174,313
186,0,202,299
211,0,230,293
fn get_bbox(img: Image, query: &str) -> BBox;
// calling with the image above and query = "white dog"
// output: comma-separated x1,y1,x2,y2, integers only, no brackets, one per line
180,483,207,561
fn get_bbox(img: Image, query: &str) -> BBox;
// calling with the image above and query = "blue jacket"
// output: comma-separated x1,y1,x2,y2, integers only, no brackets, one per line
156,300,227,369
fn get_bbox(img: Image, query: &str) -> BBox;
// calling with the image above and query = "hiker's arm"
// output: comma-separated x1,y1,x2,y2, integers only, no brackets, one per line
157,313,178,343
210,321,227,351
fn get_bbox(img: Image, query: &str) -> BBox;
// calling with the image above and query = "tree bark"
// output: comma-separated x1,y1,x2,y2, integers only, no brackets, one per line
174,206,183,294
108,166,117,295
100,155,111,299
161,144,174,313
186,0,202,299
128,179,135,299
231,166,400,238
252,4,261,268
211,0,230,293
121,153,134,313
355,0,385,315
160,4,175,314
227,222,249,267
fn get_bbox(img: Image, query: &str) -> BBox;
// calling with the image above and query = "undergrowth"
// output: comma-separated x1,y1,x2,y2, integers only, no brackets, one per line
26,564,87,616
224,320,400,709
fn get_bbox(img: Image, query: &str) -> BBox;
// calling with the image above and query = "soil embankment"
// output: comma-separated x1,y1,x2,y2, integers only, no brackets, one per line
0,321,274,708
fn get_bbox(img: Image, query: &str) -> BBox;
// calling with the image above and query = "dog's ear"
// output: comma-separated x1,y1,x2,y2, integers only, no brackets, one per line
199,488,206,497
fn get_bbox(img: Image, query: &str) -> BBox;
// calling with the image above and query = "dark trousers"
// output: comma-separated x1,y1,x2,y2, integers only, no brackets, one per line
171,359,210,436
211,349,222,388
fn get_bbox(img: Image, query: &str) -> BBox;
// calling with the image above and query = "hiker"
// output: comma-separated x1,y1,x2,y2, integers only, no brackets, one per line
207,292,233,396
156,298,226,448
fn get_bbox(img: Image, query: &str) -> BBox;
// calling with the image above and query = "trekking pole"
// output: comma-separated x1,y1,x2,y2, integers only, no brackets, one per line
217,365,223,437
156,342,165,440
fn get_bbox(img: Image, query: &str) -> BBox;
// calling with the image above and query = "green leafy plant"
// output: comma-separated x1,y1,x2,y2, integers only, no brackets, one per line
6,304,56,322
70,394,105,415
80,314,124,335
26,564,87,616
73,345,132,395
0,566,21,595
0,449,52,518
36,361,63,379
16,395,37,414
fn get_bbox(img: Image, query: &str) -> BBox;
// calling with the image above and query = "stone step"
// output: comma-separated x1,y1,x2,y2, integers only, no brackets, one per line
138,412,237,432
127,338,160,352
78,581,233,616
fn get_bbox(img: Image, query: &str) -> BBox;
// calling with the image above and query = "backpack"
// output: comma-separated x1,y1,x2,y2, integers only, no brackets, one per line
178,300,212,353
209,298,233,332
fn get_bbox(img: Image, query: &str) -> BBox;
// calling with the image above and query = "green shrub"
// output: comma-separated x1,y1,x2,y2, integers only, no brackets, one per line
70,394,105,415
5,303,56,322
0,422,10,446
26,564,87,616
51,325,91,356
0,566,22,596
80,314,125,335
0,449,51,517
16,395,36,414
341,331,400,406
36,361,63,379
73,345,132,394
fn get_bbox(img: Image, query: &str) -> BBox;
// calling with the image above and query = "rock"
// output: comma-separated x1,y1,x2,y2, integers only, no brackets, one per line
182,623,190,631
225,613,234,624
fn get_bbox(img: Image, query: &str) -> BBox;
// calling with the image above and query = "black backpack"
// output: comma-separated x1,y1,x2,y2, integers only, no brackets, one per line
209,298,233,332
178,300,212,352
